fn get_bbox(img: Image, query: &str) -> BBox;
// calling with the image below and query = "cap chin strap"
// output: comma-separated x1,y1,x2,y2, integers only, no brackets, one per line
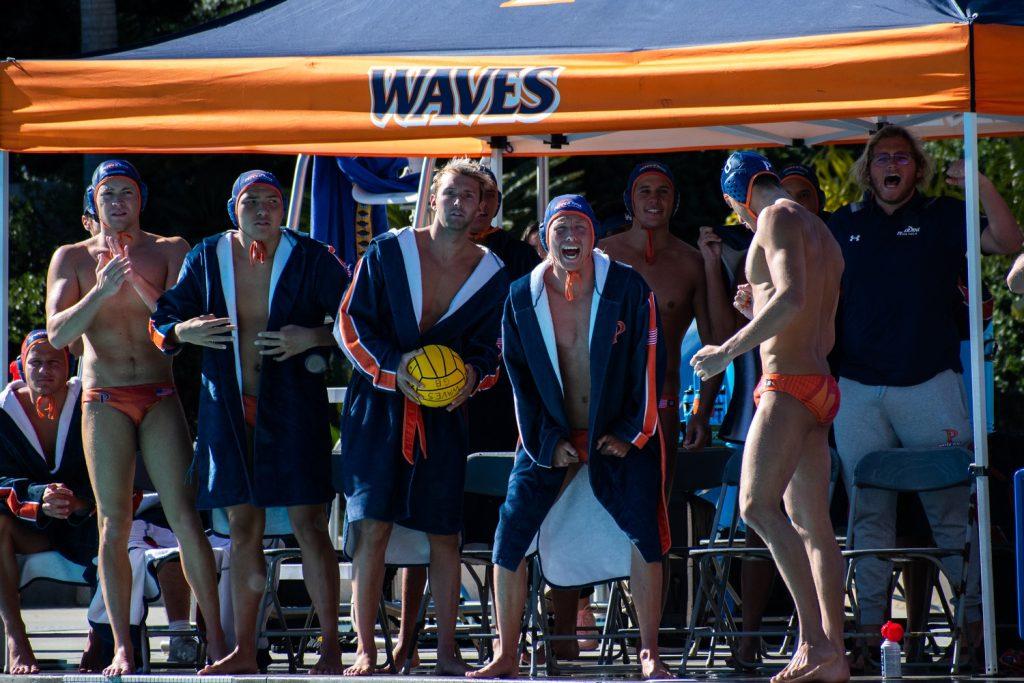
564,271,581,302
34,394,57,421
249,240,267,265
237,224,269,265
644,228,655,264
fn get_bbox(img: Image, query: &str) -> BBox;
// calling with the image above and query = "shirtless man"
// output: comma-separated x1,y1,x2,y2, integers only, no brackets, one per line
470,195,670,680
600,162,721,486
691,152,848,683
45,160,226,675
151,170,349,675
0,332,95,674
337,158,506,676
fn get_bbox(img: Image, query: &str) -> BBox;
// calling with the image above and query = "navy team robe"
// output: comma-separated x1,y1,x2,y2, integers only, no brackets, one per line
493,251,670,571
0,378,98,565
150,229,349,509
336,228,507,537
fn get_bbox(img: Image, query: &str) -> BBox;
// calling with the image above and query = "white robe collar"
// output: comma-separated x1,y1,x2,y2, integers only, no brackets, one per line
395,227,504,331
0,378,82,473
527,249,610,392
216,229,295,396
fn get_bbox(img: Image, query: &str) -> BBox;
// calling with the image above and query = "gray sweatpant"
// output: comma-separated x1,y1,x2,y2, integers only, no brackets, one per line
834,369,981,625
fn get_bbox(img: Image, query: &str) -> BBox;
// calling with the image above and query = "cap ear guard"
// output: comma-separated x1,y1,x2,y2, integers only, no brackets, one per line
227,197,239,227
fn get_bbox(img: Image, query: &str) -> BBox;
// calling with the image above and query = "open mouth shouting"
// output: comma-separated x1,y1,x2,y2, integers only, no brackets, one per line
883,173,902,190
560,244,582,263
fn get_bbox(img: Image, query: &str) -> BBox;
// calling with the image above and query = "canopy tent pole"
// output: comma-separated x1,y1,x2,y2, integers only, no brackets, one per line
287,154,310,231
0,151,8,374
536,157,549,224
411,157,435,229
490,146,504,229
963,111,997,675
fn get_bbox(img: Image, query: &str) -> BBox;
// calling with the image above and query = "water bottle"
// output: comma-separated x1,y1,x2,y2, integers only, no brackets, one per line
880,621,904,678
681,387,695,419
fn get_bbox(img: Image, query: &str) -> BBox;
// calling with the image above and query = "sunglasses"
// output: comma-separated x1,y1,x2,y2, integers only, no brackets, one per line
872,152,913,166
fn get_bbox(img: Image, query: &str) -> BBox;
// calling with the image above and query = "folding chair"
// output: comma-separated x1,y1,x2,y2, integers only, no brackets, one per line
137,542,229,671
680,449,841,674
129,493,221,672
209,506,323,673
842,446,976,674
0,551,91,672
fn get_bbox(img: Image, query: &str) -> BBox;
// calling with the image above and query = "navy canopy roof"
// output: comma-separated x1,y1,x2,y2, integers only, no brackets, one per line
4,0,1023,155
104,0,965,59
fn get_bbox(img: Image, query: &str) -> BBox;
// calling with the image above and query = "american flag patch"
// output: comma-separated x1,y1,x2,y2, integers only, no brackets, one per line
648,329,658,344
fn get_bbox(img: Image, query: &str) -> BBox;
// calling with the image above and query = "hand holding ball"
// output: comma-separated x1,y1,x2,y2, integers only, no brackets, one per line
405,345,468,408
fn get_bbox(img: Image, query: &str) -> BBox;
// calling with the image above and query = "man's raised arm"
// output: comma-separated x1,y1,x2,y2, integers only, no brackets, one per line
46,245,128,350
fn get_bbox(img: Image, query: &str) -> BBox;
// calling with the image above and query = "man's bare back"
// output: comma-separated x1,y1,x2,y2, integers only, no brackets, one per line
47,231,187,386
745,199,842,374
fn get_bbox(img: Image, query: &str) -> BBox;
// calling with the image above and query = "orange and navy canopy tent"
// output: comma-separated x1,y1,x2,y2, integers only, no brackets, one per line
1,0,1023,156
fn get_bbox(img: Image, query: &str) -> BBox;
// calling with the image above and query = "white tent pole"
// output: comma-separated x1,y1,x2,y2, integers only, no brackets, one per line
411,158,435,229
490,147,504,229
536,157,549,223
287,154,310,231
0,151,8,375
963,111,997,676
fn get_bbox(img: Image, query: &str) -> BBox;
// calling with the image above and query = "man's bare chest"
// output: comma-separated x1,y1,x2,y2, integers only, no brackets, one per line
550,295,592,352
418,256,475,332
233,264,271,326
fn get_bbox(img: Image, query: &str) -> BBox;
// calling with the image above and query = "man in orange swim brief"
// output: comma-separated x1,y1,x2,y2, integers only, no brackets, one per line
691,152,848,683
753,374,840,426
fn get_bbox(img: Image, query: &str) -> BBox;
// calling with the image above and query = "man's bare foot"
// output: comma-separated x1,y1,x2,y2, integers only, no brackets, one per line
204,631,230,664
392,644,420,672
344,651,378,677
78,629,105,673
466,656,519,679
198,647,258,675
309,642,345,676
7,634,40,675
436,656,472,676
639,649,673,679
772,642,847,683
103,645,134,677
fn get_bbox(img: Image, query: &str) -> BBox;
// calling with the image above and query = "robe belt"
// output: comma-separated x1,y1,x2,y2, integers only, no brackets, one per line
401,397,428,465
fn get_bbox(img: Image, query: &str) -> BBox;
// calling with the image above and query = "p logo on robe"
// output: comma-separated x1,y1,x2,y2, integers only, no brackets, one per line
369,66,564,128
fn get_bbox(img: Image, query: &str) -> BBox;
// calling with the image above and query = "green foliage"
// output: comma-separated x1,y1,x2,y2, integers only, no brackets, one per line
8,272,47,353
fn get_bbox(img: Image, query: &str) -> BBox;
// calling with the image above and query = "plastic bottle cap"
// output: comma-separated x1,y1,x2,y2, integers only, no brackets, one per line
881,621,904,642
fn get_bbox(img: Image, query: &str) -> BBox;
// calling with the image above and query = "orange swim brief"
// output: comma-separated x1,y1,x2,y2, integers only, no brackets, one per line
83,383,176,427
569,429,589,464
242,394,258,429
753,373,840,426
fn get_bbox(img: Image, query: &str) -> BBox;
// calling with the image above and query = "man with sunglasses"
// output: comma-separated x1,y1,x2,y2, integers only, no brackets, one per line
828,125,1021,669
